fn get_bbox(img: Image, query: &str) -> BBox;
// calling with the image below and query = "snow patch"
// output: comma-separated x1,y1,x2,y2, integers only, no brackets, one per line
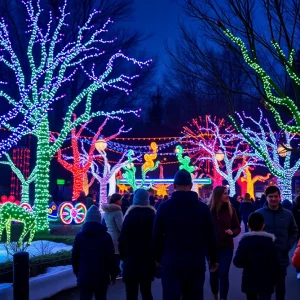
0,240,72,263
0,265,76,300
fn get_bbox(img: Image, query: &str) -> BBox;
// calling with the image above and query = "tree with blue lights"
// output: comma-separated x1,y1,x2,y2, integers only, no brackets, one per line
188,116,260,196
0,0,150,232
234,109,300,202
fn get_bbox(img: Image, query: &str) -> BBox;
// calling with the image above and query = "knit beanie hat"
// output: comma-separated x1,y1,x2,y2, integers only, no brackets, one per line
174,169,192,185
85,205,102,224
133,189,149,206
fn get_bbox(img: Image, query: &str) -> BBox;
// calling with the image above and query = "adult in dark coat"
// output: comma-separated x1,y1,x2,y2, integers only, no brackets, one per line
119,189,156,300
256,186,298,300
240,193,255,232
72,205,117,300
121,193,131,215
153,170,218,300
234,212,280,299
230,194,241,222
292,195,300,278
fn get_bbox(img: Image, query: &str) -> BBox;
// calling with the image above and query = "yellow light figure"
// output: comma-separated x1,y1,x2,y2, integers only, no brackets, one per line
117,184,131,194
142,142,159,173
152,184,171,197
242,166,271,199
82,173,95,195
152,164,170,197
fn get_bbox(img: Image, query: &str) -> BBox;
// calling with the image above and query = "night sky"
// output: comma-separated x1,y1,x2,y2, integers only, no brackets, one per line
128,0,184,81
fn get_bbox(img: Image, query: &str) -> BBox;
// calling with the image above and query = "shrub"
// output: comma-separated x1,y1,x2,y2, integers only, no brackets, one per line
0,250,72,284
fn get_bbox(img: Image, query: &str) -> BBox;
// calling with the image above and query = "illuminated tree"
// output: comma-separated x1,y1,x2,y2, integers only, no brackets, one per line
0,0,150,232
218,21,300,134
89,150,137,204
233,109,300,202
56,116,127,200
186,116,259,196
0,154,36,203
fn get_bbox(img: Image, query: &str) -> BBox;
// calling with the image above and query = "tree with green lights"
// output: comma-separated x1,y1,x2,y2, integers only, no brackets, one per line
0,0,150,232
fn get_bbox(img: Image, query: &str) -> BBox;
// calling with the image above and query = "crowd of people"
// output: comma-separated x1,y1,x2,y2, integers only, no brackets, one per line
71,169,300,300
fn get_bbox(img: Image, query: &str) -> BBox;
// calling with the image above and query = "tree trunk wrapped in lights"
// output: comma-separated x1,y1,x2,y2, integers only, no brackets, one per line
183,115,260,196
90,150,137,205
0,154,36,203
188,116,260,196
233,109,300,202
0,0,150,232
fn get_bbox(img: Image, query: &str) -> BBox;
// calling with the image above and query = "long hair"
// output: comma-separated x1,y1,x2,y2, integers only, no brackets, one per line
208,186,232,216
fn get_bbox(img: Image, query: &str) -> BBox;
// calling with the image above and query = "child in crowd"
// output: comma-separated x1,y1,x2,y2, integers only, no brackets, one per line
233,212,279,300
72,205,117,300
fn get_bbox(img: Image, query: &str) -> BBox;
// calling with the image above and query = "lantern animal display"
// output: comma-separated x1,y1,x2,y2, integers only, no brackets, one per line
0,202,36,245
58,202,87,225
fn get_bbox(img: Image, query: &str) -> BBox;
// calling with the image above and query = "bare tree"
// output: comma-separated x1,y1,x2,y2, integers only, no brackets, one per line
168,0,300,119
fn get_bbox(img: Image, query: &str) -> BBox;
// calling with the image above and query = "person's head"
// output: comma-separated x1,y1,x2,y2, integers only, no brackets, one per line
248,212,265,232
265,186,281,210
109,193,122,206
122,193,130,200
85,205,101,224
133,189,149,206
163,195,168,201
80,191,86,198
173,169,193,191
244,193,251,202
208,186,232,215
294,194,300,206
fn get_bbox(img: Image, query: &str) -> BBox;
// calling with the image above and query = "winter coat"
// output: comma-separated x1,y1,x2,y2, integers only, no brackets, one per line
118,205,156,282
233,231,280,295
292,240,300,269
256,203,298,266
281,200,293,211
230,197,241,222
72,222,117,287
292,202,300,239
153,191,218,279
211,203,241,250
102,203,123,254
239,201,255,223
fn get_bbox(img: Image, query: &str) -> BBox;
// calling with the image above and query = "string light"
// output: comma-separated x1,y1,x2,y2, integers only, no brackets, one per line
0,0,150,232
188,116,260,196
0,202,36,245
233,109,300,201
218,21,300,133
0,153,36,203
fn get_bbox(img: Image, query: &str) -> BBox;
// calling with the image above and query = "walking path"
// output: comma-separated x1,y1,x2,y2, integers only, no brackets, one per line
50,230,300,299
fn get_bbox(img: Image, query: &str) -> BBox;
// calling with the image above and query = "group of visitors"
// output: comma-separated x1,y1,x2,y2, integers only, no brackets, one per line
71,169,300,300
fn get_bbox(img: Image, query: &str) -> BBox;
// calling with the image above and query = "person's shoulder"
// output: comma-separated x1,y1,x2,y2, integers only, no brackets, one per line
255,207,265,214
241,231,276,244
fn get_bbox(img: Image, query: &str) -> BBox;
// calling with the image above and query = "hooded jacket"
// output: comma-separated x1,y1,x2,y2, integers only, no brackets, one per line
256,202,298,266
233,231,280,295
102,203,123,254
72,222,117,287
118,205,156,282
153,191,218,279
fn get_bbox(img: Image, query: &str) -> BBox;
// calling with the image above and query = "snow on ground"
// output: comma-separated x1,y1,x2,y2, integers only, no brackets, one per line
0,241,72,263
